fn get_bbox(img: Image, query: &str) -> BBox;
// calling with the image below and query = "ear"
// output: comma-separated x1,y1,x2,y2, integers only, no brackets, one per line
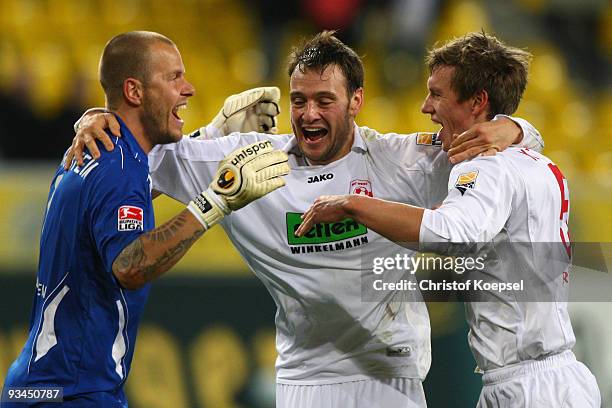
123,78,144,106
471,89,489,117
349,87,364,117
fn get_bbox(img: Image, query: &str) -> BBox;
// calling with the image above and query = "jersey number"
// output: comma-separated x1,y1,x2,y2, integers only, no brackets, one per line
547,163,571,259
520,149,571,259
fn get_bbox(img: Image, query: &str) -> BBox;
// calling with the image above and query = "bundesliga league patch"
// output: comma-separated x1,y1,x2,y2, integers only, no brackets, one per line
416,132,442,146
454,171,479,195
118,205,144,231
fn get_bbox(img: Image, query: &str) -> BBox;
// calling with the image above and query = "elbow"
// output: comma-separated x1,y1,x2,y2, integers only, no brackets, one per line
111,239,150,290
421,211,482,255
443,221,483,247
112,268,148,290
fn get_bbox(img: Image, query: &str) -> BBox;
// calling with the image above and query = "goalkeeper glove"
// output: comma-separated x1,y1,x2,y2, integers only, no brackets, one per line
187,140,290,229
190,87,281,139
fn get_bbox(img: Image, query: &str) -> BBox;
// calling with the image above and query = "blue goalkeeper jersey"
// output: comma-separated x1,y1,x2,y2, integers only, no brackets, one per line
3,115,153,403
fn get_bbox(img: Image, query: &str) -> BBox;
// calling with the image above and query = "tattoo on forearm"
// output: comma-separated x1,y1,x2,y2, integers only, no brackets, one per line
114,212,204,284
148,214,186,242
140,228,204,281
116,238,147,274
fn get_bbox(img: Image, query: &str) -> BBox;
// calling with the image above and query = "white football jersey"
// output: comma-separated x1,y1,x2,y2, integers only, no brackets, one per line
149,118,542,384
420,147,575,372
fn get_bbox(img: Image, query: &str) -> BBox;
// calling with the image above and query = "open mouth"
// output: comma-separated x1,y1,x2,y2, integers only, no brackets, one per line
430,118,445,132
172,103,187,121
301,127,328,143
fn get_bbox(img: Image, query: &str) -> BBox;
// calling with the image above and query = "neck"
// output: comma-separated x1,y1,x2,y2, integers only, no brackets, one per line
111,107,153,154
336,124,356,161
309,136,354,166
473,110,491,126
458,112,489,135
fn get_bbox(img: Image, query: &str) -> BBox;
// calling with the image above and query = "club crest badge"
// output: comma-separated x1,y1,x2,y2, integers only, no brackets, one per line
350,180,373,197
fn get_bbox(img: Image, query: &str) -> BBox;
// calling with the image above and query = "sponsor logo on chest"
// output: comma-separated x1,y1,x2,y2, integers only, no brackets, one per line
285,212,369,254
118,205,144,231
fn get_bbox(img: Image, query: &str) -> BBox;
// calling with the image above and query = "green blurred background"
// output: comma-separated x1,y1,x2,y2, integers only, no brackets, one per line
0,0,610,407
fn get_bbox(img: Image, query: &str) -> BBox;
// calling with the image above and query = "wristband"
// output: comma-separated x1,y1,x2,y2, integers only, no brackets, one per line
187,188,230,229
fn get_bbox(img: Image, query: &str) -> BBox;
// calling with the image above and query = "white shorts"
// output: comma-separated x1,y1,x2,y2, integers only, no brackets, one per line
276,378,427,408
477,350,601,408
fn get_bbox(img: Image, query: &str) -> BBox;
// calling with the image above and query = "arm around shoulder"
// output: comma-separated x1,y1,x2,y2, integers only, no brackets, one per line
495,115,544,152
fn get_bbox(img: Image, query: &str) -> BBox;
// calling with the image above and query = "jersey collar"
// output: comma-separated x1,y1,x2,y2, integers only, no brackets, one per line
113,114,148,166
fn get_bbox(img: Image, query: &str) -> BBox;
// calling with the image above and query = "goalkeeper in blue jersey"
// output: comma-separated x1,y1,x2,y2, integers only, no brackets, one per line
1,31,288,408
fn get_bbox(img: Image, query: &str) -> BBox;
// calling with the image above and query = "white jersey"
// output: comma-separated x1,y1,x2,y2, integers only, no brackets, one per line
420,147,575,372
149,118,542,384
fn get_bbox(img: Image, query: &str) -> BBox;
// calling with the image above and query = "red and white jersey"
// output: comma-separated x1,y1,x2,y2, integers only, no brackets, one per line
420,147,575,372
149,118,542,384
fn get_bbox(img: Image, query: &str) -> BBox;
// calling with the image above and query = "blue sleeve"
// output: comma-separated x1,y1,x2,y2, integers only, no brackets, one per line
86,159,150,274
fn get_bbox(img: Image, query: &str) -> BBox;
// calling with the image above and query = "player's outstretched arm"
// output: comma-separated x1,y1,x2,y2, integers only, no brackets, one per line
112,141,290,289
65,87,281,168
113,209,205,289
296,195,425,244
297,157,511,251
